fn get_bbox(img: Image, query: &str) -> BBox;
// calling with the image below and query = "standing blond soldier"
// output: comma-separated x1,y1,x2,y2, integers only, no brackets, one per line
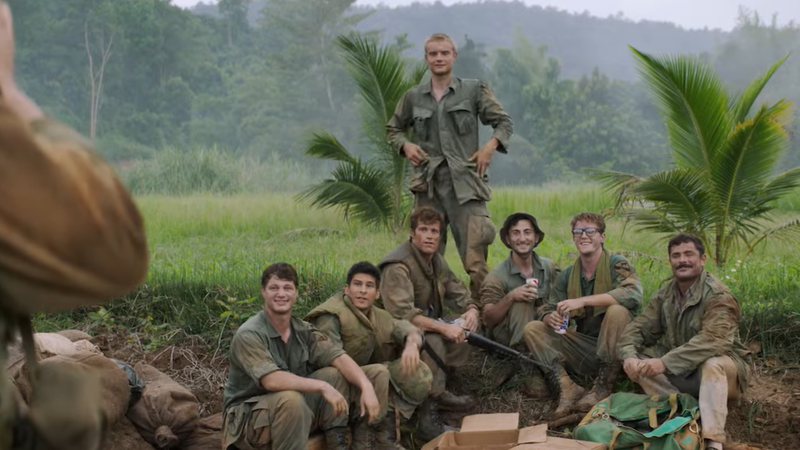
307,262,432,449
618,234,752,450
387,33,513,303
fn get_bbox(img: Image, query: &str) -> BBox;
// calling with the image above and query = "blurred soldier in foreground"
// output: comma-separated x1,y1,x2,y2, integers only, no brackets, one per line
379,207,478,437
222,263,386,450
0,2,149,448
307,261,431,449
386,33,513,304
523,212,642,417
618,234,751,450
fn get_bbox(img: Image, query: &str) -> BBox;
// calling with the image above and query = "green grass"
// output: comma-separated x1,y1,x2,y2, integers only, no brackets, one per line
35,184,800,360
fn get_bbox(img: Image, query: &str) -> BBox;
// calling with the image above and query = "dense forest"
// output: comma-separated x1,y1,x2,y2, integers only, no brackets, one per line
11,0,800,189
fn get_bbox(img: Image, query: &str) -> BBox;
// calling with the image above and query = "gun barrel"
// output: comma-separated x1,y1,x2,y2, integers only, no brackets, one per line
464,331,548,371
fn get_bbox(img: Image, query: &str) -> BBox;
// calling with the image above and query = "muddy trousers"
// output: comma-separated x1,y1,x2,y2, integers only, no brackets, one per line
420,333,471,397
222,364,390,450
415,165,496,302
522,305,631,377
633,356,740,443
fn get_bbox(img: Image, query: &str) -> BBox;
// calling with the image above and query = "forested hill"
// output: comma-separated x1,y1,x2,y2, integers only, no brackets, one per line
355,2,724,81
193,0,724,81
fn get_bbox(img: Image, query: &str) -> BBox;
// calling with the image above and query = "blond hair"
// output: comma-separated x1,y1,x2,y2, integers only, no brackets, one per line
424,33,457,55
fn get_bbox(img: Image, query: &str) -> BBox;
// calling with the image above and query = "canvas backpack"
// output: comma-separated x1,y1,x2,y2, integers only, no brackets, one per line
573,392,703,450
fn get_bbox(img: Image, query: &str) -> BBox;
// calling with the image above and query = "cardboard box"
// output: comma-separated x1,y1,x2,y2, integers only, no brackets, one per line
421,413,607,450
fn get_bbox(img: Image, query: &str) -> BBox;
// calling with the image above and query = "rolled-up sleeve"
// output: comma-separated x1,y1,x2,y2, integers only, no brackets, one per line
308,329,347,368
229,330,281,385
380,263,423,321
607,257,643,313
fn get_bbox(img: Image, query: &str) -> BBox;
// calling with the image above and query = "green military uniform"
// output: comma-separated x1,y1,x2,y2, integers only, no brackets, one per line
306,291,432,419
223,311,388,450
479,252,558,348
523,252,642,378
379,241,472,396
618,272,750,443
1,103,148,450
387,78,513,302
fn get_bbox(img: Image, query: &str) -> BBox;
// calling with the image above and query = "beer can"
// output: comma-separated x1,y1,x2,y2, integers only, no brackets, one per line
555,313,570,335
525,277,539,287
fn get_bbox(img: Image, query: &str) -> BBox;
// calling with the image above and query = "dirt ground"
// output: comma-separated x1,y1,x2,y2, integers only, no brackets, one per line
98,332,800,450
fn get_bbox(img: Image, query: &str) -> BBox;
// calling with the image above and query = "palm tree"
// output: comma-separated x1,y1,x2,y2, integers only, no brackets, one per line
299,33,425,232
597,47,800,266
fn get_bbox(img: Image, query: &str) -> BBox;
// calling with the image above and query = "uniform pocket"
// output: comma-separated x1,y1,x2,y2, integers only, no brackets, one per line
447,100,475,136
412,106,433,141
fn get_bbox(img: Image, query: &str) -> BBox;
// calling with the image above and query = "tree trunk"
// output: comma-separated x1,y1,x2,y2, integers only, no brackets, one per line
85,21,113,140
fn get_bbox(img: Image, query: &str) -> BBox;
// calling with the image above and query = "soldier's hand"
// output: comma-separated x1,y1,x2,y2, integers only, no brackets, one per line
544,312,564,331
638,358,666,377
460,307,480,332
321,384,349,417
402,143,429,167
556,298,584,316
441,322,466,343
510,284,538,303
401,341,421,375
359,385,382,425
623,358,642,382
0,1,15,87
469,144,496,177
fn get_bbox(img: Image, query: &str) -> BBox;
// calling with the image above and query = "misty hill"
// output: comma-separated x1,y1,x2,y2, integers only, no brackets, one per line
192,0,726,81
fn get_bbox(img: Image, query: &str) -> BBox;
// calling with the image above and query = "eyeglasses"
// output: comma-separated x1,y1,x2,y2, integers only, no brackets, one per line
572,227,599,237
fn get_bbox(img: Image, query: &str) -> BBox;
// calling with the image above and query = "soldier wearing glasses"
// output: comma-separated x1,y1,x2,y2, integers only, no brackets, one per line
522,212,642,417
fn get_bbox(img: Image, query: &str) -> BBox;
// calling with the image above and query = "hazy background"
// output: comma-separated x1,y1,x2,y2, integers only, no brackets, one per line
10,0,800,192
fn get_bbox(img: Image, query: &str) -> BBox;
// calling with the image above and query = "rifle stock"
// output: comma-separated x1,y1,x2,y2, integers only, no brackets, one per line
464,331,549,371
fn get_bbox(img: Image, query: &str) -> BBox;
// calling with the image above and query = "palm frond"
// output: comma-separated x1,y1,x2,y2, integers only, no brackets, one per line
305,132,357,164
298,159,394,228
590,169,643,213
756,167,800,206
745,218,800,254
630,46,731,170
631,169,712,231
712,103,791,219
731,55,788,123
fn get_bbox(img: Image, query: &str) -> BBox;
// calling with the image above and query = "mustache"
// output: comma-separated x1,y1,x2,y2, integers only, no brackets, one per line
676,263,693,269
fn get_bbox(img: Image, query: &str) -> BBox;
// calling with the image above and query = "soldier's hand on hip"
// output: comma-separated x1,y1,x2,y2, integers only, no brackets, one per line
469,143,497,177
402,143,429,167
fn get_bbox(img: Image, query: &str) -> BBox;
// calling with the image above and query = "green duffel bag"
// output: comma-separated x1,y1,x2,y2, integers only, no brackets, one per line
573,392,703,450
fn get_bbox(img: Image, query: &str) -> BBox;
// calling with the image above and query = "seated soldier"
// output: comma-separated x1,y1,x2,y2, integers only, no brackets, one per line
480,212,558,396
379,207,479,434
481,212,558,348
222,263,387,450
307,262,432,449
523,212,643,417
618,234,751,450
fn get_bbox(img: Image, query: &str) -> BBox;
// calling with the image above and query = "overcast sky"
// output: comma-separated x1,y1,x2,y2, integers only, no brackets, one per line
180,0,800,31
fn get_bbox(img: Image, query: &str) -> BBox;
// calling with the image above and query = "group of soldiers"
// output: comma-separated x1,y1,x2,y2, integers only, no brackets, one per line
0,3,751,448
222,33,751,450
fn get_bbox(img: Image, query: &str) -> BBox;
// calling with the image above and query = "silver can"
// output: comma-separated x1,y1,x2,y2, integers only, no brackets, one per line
555,313,570,335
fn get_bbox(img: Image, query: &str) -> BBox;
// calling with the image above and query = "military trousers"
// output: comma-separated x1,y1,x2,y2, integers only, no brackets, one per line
489,301,539,349
415,165,496,302
420,333,471,397
522,304,631,378
222,364,389,450
633,355,740,443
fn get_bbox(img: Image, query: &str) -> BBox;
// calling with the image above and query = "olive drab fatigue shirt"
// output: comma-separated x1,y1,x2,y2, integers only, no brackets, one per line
378,241,473,322
618,272,750,391
306,291,420,366
542,254,643,336
223,311,345,410
480,251,559,309
386,78,513,204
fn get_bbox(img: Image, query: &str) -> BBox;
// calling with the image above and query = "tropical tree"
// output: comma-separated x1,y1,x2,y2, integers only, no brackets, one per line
299,33,425,232
597,47,800,266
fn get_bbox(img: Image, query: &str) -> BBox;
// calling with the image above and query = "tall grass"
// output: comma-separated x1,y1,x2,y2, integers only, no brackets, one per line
35,185,800,360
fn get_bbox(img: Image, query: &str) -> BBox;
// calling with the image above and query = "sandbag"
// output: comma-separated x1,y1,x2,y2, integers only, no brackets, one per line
180,413,222,450
103,416,157,450
57,329,93,342
128,362,200,449
15,351,131,428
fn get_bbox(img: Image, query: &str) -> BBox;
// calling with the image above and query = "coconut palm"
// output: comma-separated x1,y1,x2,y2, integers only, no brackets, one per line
597,47,800,266
299,33,425,232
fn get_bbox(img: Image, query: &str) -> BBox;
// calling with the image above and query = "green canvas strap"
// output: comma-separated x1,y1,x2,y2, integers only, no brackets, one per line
608,428,622,450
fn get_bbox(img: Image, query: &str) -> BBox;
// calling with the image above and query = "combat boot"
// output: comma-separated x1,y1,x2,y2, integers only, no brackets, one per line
433,390,475,412
545,365,586,418
574,364,620,412
324,427,351,450
413,399,450,443
352,416,407,450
